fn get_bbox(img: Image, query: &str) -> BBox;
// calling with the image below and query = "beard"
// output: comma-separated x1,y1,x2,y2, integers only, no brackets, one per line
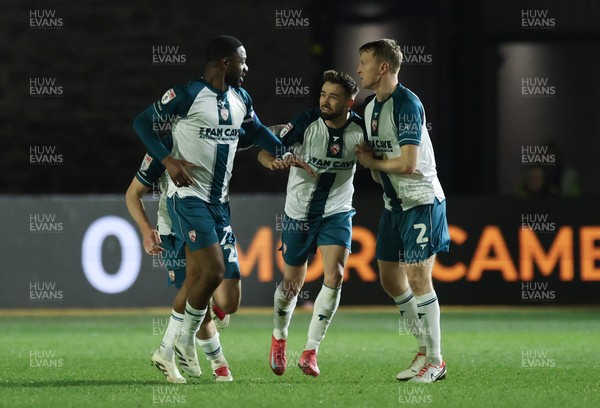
320,108,343,121
225,73,242,88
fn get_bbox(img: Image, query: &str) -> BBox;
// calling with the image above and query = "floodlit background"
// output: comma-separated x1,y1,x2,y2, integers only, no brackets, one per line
1,0,599,307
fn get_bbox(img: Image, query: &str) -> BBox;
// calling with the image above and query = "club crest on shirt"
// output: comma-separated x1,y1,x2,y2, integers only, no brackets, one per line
371,119,378,133
188,230,196,243
220,107,229,121
326,132,343,158
329,144,341,156
161,89,176,105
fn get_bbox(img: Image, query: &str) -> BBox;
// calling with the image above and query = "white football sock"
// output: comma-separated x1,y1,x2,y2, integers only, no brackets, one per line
393,289,427,353
196,332,228,369
305,285,341,352
272,282,298,340
159,309,183,359
414,291,442,365
179,301,207,346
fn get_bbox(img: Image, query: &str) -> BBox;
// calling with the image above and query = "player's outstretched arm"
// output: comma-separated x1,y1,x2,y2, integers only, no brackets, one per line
125,178,163,255
258,149,289,171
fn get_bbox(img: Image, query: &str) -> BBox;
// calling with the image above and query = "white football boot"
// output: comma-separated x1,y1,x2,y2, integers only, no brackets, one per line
151,350,186,384
396,352,428,381
408,360,447,383
173,336,202,377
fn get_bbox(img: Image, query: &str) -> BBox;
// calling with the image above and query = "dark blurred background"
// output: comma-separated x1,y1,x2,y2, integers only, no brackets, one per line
2,0,599,196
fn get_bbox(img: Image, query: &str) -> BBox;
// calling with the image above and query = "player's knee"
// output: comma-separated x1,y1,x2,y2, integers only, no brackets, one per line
280,279,303,298
220,300,239,314
324,270,343,288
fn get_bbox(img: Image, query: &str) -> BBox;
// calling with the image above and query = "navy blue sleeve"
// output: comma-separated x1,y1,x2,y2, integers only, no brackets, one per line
242,113,285,156
393,95,423,147
279,108,320,146
135,135,172,186
135,154,165,187
133,85,191,161
234,87,285,156
237,129,255,151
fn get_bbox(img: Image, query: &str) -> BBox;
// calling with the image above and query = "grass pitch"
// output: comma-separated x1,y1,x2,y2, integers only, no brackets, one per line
1,308,599,408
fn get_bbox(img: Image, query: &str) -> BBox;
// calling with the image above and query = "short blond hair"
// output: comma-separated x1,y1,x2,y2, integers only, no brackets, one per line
359,39,403,73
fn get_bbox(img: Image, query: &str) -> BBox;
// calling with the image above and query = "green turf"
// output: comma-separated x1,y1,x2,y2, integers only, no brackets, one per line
1,309,599,408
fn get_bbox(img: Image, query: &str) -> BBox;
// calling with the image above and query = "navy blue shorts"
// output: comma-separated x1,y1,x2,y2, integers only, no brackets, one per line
376,198,450,263
166,195,240,280
280,210,355,266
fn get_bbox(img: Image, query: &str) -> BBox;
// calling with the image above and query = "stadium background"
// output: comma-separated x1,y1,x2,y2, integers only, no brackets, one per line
2,0,600,308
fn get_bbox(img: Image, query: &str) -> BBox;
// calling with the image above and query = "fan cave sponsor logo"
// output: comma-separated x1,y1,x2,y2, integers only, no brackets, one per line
152,46,187,66
29,77,63,97
275,9,309,29
370,139,395,153
521,213,556,234
30,350,63,368
275,214,309,233
521,282,556,302
275,77,310,98
29,10,63,29
198,127,241,141
521,145,556,165
521,77,556,97
521,350,556,368
29,282,63,301
399,386,433,404
400,45,433,66
29,213,64,233
521,10,556,30
307,156,355,171
152,386,187,404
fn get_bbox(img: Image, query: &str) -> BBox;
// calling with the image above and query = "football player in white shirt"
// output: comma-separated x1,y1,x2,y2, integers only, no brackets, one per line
259,70,365,377
134,36,284,382
355,39,450,383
